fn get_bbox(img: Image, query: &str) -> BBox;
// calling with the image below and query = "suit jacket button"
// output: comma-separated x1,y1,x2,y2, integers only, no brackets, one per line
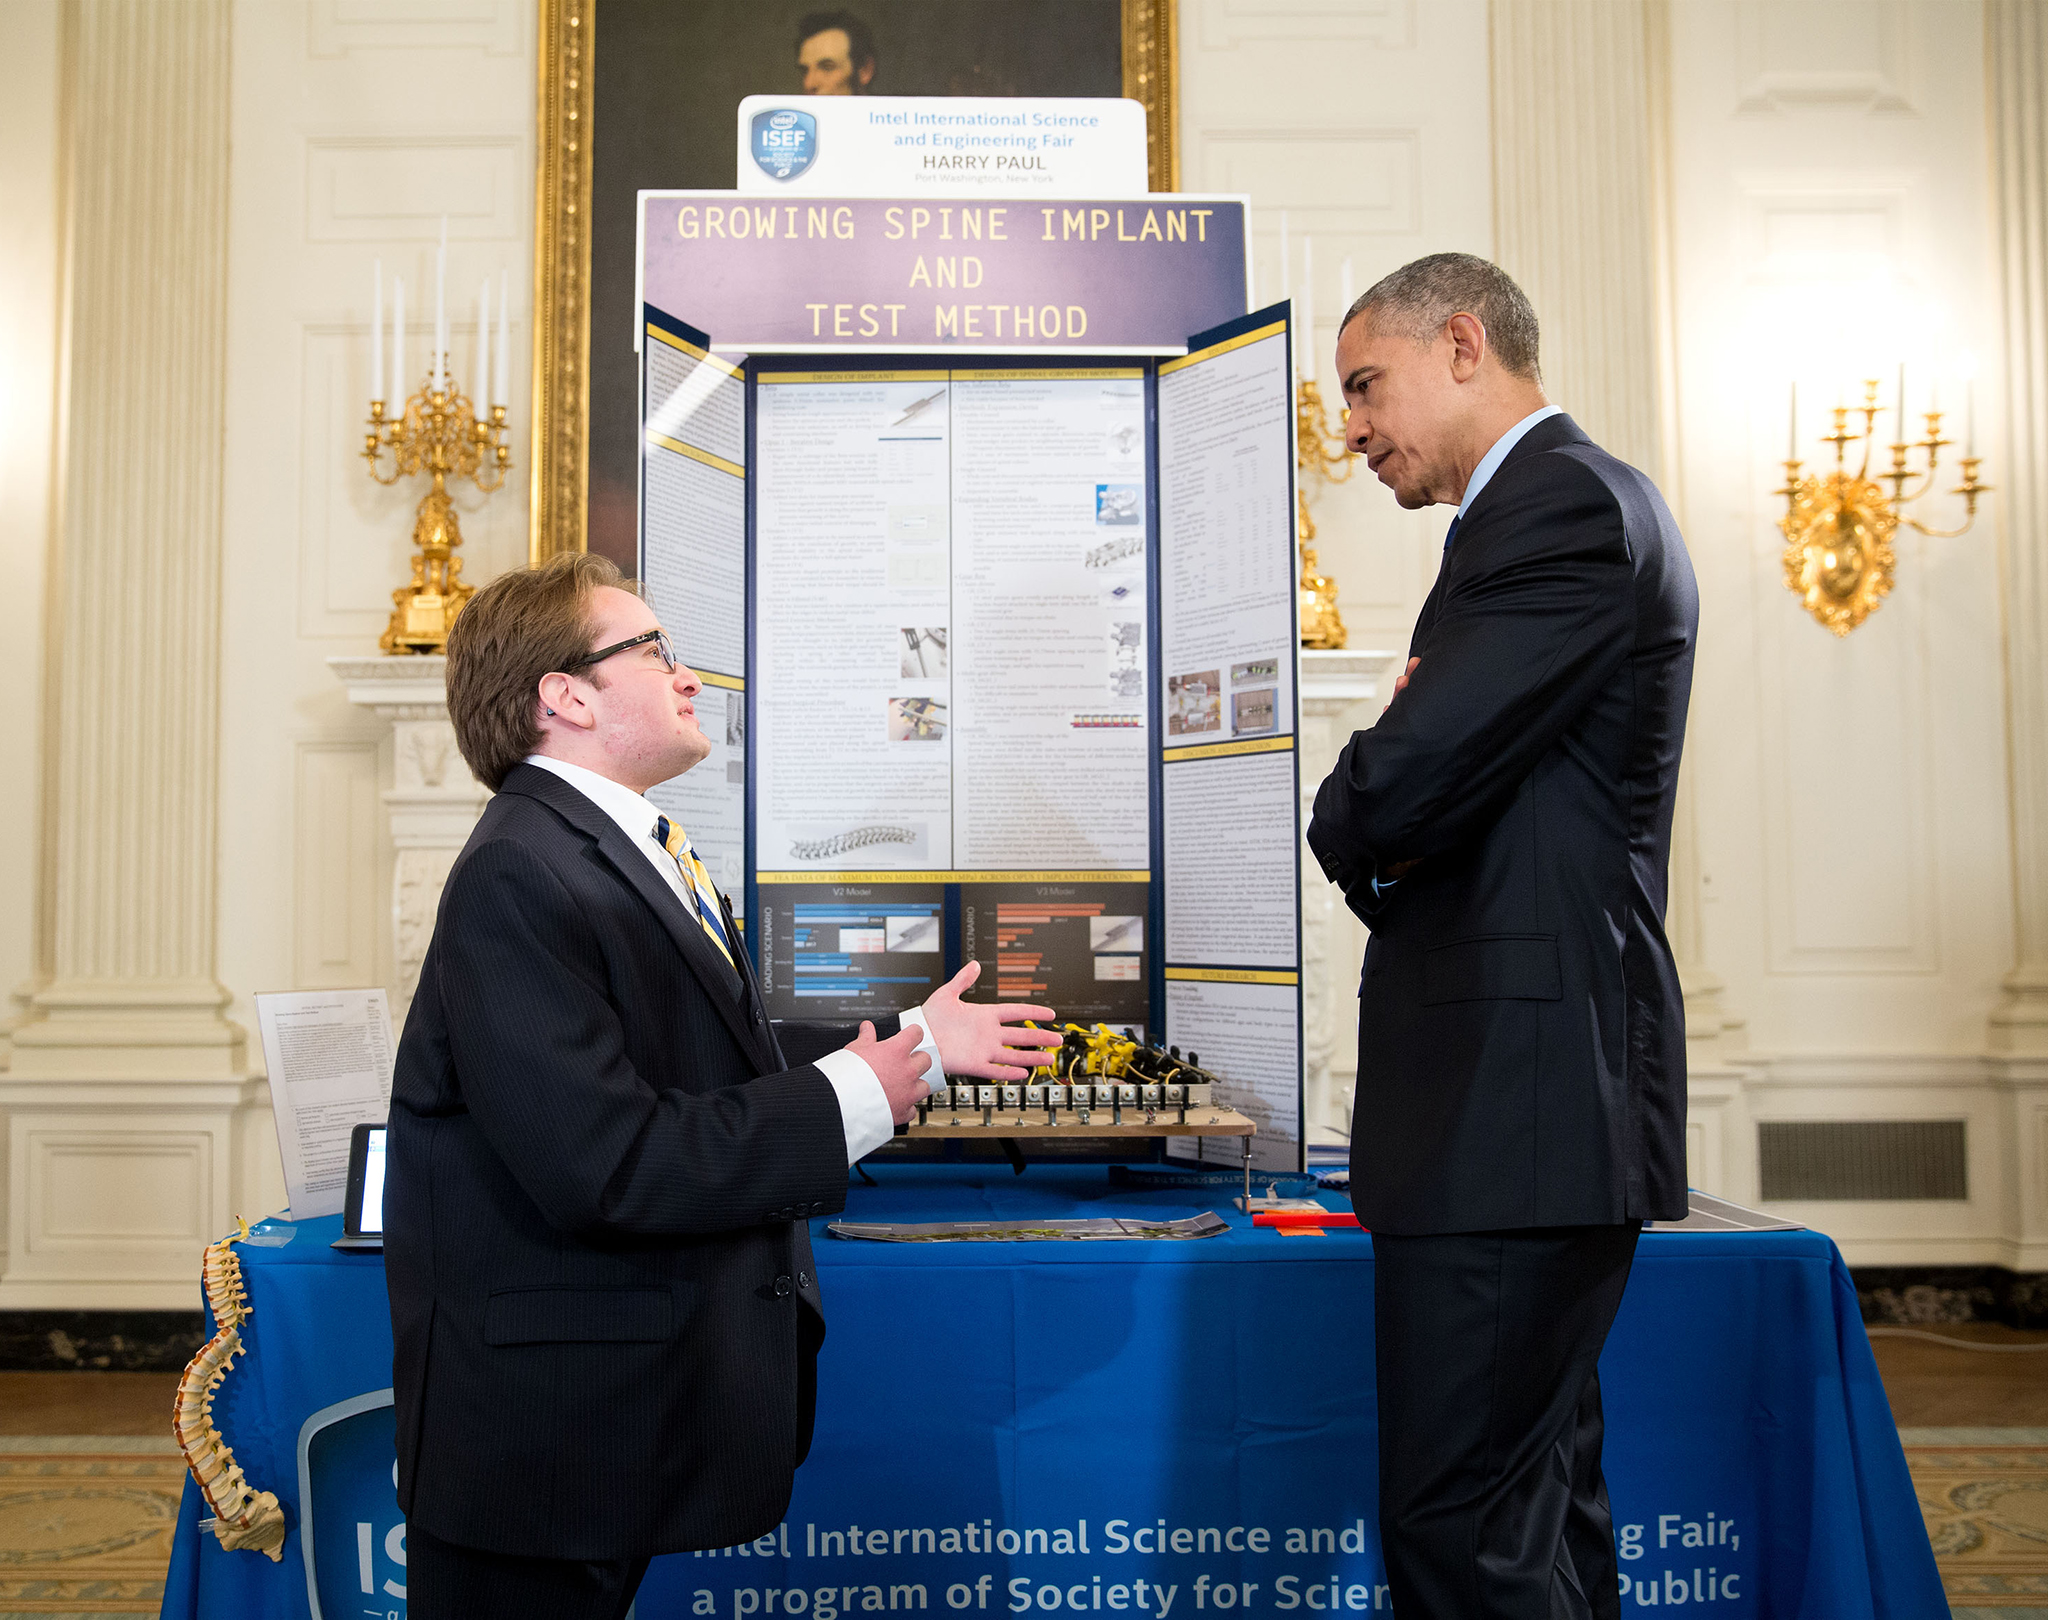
774,1274,793,1298
799,1270,812,1288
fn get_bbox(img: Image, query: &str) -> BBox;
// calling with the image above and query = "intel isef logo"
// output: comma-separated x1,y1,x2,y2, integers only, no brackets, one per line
751,108,817,181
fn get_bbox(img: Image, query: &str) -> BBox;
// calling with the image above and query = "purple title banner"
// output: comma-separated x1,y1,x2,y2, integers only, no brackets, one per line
638,191,1248,353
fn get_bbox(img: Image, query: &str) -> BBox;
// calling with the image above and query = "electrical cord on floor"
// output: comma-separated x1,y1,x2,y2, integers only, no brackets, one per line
1865,1326,2048,1352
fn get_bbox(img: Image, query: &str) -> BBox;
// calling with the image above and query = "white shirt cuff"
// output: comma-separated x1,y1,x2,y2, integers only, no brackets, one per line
815,1047,896,1165
895,1002,946,1087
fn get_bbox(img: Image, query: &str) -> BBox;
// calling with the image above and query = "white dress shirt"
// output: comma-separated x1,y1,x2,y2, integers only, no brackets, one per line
1457,404,1564,520
522,754,941,1164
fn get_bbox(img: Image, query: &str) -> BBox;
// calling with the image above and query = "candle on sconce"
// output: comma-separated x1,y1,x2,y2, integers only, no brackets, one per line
372,260,383,404
1897,363,1906,447
496,269,510,410
1788,382,1797,460
1300,235,1315,379
435,216,448,393
1339,255,1354,324
392,275,405,404
476,278,491,416
1967,379,1976,456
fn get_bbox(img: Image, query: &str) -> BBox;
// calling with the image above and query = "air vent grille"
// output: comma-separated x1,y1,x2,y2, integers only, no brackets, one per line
1758,1120,1967,1202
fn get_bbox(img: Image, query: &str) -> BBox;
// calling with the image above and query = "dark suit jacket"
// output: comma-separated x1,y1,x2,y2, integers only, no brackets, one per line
1307,413,1697,1235
386,762,883,1561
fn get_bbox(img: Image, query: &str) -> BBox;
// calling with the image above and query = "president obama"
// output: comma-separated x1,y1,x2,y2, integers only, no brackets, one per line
1307,254,1697,1620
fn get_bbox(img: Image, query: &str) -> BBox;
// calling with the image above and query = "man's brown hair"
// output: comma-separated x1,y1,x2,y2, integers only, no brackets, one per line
445,552,632,791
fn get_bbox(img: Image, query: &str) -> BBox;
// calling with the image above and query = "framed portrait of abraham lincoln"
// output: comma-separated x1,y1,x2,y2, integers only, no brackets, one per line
530,0,1180,568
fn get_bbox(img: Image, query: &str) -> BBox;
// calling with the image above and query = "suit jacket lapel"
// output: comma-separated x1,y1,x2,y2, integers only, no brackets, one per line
503,766,775,1071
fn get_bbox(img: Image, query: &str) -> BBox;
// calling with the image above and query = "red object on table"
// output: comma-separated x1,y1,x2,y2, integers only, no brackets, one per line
1251,1210,1367,1230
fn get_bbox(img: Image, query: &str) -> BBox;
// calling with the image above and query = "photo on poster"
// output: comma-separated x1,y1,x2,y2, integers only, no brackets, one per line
1232,688,1278,736
886,913,942,953
785,821,929,865
1167,670,1222,736
1090,915,1144,953
887,697,949,742
1095,483,1142,525
900,626,948,678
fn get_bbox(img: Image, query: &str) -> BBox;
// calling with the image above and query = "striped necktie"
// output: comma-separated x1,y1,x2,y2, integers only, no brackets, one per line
652,815,737,973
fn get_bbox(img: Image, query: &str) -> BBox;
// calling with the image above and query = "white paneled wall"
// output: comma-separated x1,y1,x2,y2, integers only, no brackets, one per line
1664,0,2023,1260
0,0,2041,1301
211,0,537,1241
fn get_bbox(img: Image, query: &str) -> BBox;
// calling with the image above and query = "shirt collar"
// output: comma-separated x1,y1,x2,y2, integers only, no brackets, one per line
1457,404,1564,519
523,754,664,845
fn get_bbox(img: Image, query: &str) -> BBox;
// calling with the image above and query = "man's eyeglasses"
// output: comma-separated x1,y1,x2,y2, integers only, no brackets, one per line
565,628,679,674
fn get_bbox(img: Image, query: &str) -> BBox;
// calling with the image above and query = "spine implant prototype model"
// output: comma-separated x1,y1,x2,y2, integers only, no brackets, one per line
173,1218,288,1560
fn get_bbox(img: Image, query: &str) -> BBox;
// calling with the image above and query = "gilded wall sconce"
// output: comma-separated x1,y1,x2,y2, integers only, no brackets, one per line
1776,371,1990,637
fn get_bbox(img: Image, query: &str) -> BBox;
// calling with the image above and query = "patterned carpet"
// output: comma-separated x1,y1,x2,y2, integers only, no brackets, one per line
1903,1429,2048,1617
0,1437,183,1619
0,1431,2043,1617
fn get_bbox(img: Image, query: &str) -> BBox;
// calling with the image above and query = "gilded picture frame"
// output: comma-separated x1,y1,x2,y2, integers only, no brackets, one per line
528,0,1180,563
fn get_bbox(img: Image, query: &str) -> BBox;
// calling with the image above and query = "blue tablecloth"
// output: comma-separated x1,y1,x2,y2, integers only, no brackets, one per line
161,1167,1942,1620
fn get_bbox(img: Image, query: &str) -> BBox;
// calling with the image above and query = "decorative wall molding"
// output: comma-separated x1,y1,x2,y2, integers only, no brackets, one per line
304,134,524,242
1196,130,1421,234
307,0,522,60
1196,0,1415,51
1731,0,1915,118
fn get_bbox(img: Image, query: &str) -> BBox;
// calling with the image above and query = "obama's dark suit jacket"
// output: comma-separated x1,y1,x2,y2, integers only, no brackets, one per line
386,762,878,1563
1307,412,1698,1236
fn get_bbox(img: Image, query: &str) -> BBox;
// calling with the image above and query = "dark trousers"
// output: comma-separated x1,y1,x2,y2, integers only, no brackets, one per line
1373,1223,1641,1620
408,1520,651,1620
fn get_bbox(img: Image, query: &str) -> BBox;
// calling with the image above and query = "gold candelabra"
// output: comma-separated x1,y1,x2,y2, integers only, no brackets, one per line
1295,376,1352,649
1776,377,1990,638
364,367,511,654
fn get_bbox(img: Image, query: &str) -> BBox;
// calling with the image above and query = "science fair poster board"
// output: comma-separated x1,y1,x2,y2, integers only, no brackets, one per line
638,192,1305,1171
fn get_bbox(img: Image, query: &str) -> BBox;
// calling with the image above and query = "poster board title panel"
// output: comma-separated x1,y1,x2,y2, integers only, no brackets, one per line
638,193,1249,353
737,96,1148,197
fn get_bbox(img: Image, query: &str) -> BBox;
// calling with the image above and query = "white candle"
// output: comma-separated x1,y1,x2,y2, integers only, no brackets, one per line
435,216,448,393
1300,235,1315,379
1788,382,1797,460
1897,363,1906,446
496,269,510,409
1339,255,1354,324
1967,379,1976,456
476,278,490,412
371,259,383,403
1280,210,1291,307
393,275,405,402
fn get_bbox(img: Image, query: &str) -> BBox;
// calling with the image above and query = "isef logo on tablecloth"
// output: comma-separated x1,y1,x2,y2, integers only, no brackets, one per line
751,109,817,181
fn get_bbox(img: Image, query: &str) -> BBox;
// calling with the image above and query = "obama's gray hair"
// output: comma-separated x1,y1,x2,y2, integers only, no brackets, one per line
1340,253,1542,383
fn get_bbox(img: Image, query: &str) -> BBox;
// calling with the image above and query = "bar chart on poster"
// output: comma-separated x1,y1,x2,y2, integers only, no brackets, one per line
636,188,1307,1164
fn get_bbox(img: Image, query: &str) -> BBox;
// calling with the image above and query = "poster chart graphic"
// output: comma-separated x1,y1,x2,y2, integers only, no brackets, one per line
960,881,1150,1035
1155,311,1304,1173
641,310,750,910
756,882,950,1021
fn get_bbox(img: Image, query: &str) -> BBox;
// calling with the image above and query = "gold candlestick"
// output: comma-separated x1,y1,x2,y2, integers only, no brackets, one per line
364,364,512,654
1296,375,1353,650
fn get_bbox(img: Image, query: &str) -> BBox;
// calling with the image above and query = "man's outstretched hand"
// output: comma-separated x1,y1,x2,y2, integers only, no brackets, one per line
848,1020,932,1125
919,961,1063,1080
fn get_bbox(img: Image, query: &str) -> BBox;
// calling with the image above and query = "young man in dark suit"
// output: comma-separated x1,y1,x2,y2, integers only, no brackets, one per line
386,554,1059,1619
1307,254,1698,1620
